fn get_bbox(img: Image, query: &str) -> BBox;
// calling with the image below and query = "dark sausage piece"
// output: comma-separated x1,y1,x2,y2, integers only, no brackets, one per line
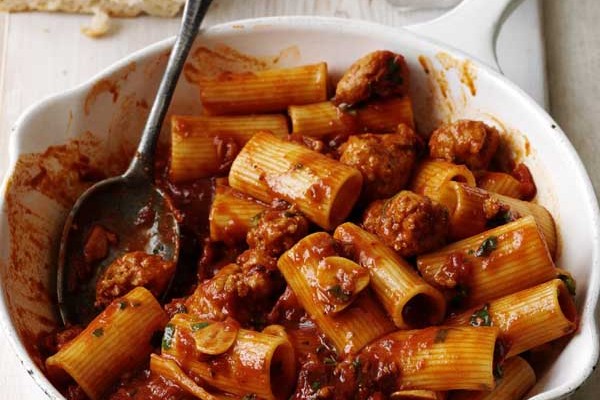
429,120,500,170
363,191,449,257
246,209,310,257
333,50,409,107
95,251,175,308
83,225,117,264
339,124,418,201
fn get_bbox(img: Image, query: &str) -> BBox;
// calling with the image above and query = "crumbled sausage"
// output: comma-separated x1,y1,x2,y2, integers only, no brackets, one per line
186,249,284,326
339,125,418,201
363,191,449,257
246,209,310,257
428,120,500,170
83,224,117,264
95,251,175,308
334,50,410,107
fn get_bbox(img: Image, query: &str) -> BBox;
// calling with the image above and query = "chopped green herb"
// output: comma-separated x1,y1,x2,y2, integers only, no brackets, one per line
467,249,475,255
327,285,351,303
352,358,362,370
323,356,337,366
283,211,296,218
559,274,576,296
434,328,449,344
191,322,210,332
92,328,104,338
162,324,175,350
449,284,469,308
470,304,492,327
475,236,498,257
501,210,514,223
174,303,188,314
250,212,262,227
118,301,127,310
241,394,257,400
311,380,322,391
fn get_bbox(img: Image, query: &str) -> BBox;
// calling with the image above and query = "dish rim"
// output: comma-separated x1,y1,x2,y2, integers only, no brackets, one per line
0,15,598,400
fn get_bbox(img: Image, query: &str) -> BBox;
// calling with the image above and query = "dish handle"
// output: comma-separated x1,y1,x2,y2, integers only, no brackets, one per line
405,0,524,71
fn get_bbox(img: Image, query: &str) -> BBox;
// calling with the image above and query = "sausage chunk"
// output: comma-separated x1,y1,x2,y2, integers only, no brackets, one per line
334,50,409,107
428,120,500,170
83,225,117,264
95,251,175,308
186,249,284,327
339,125,418,201
246,209,310,257
363,191,449,257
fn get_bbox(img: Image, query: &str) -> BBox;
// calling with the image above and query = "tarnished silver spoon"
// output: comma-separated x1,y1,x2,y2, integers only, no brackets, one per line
57,0,213,325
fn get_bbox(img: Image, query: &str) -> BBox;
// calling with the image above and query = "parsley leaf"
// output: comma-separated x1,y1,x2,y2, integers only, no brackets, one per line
241,394,257,400
92,328,104,338
559,274,576,296
162,324,175,350
470,304,492,327
475,236,498,257
191,322,210,332
327,285,351,302
311,380,322,391
323,356,337,366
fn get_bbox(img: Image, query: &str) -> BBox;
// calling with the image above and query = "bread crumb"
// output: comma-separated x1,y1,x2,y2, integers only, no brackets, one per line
81,7,111,38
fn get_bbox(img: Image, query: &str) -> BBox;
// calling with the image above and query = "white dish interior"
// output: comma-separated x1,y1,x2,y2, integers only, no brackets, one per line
0,16,598,400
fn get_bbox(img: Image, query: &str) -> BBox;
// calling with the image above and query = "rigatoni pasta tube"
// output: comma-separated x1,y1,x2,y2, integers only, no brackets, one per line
288,97,414,138
162,315,296,400
200,63,328,115
170,114,289,182
278,232,395,354
46,287,168,400
477,171,522,199
209,184,267,245
446,279,577,357
417,216,556,307
429,182,489,240
333,222,446,329
361,326,499,391
411,160,476,198
150,355,219,400
229,131,363,230
491,192,557,258
449,356,535,400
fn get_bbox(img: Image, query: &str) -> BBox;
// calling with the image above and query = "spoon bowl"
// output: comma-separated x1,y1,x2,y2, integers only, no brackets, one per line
57,174,179,324
56,0,212,325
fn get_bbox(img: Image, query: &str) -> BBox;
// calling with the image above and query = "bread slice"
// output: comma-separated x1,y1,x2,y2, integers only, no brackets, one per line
0,0,185,17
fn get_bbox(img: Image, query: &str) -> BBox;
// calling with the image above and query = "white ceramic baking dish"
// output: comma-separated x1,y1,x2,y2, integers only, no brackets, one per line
1,0,598,399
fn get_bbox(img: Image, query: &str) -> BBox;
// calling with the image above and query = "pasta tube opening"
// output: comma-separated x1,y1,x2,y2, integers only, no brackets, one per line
557,279,578,324
270,341,297,400
401,293,446,328
410,160,476,199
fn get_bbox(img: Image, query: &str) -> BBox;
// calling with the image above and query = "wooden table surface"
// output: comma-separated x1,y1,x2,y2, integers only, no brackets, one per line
0,0,598,398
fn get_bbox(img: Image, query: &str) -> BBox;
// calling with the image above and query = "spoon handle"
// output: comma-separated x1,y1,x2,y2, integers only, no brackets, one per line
125,0,213,180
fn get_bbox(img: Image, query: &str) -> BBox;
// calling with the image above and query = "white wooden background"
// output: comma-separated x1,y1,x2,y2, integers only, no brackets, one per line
0,0,598,398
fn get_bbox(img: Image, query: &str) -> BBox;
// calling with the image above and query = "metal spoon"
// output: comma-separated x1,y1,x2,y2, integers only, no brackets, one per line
57,0,213,325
